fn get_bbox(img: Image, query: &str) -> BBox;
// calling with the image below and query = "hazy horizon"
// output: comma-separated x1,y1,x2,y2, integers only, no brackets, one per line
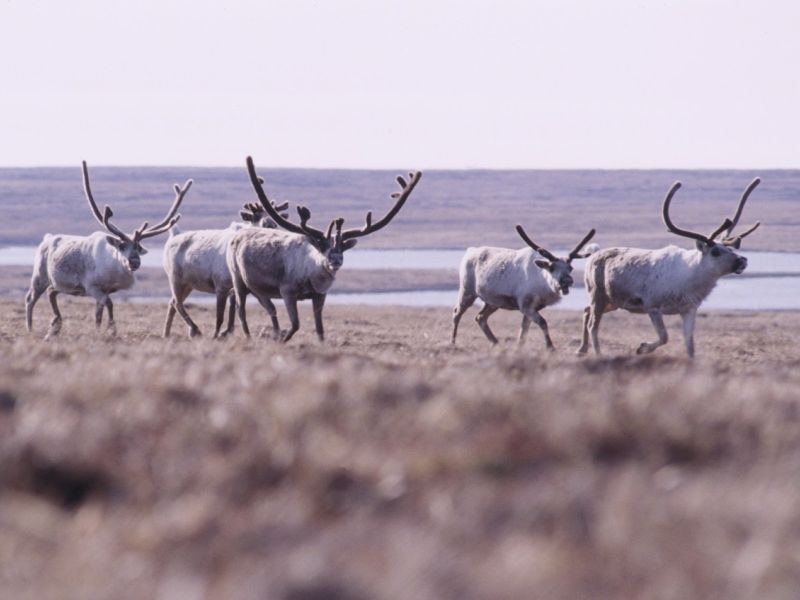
2,1,799,170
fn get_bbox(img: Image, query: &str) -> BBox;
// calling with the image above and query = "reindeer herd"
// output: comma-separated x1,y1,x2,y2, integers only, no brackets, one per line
24,158,762,357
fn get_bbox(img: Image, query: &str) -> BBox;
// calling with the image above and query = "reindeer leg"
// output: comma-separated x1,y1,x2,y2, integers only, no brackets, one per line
172,288,201,338
233,280,250,338
521,301,554,351
475,304,500,345
451,293,476,344
637,311,668,355
680,308,697,358
223,292,237,337
105,296,117,336
577,306,591,355
255,296,281,340
213,291,228,338
312,293,326,342
518,316,531,346
588,303,608,356
95,300,105,329
25,285,46,333
163,300,177,337
45,287,62,339
280,293,300,343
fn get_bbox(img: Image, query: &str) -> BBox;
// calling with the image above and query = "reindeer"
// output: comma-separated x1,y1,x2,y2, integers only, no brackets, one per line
451,227,596,349
226,156,421,343
577,179,761,358
161,197,290,339
25,161,191,338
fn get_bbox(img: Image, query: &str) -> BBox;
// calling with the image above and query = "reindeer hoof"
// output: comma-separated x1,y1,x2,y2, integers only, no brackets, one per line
636,343,654,355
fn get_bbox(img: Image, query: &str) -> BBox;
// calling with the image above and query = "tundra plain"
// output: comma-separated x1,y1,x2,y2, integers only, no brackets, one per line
2,299,800,599
3,167,800,598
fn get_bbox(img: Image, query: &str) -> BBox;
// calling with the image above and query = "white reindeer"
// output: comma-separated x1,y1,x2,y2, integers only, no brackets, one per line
451,227,596,349
577,179,761,358
161,197,290,338
226,156,421,343
25,161,191,338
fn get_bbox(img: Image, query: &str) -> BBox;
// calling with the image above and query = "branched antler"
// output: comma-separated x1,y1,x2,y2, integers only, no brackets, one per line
341,172,422,241
247,156,328,243
135,180,192,241
722,178,761,248
82,160,191,243
83,161,133,242
662,182,731,246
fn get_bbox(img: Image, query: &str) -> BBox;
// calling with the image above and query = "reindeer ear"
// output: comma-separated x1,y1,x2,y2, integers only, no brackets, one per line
138,246,148,255
534,259,552,271
695,240,706,252
342,239,358,251
106,235,124,249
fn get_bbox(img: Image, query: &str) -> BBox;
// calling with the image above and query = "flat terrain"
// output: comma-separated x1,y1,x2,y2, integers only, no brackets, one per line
0,265,459,300
2,299,800,599
1,167,795,250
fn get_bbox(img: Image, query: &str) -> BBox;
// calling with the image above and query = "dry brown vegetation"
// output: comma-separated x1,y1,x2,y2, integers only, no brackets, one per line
2,298,800,599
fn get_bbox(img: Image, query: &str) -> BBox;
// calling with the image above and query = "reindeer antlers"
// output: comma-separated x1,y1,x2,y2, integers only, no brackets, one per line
134,179,192,241
341,172,422,241
82,160,191,243
567,228,597,261
516,225,595,263
247,156,325,241
83,161,133,243
515,225,558,261
722,177,761,248
247,156,421,247
662,180,762,248
662,182,732,246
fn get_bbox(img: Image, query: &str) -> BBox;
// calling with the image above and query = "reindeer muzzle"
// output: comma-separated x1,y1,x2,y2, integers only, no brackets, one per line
128,257,141,271
734,257,747,274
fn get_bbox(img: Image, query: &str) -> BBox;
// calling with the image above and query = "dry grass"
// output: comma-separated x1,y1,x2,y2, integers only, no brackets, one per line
2,298,800,599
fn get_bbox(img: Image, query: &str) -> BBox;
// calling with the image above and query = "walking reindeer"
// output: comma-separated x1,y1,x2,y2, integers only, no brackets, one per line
577,179,760,357
226,156,421,343
26,161,191,338
452,227,596,349
162,196,290,338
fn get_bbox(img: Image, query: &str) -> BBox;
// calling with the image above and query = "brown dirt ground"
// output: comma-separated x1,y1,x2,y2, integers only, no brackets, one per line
2,299,800,599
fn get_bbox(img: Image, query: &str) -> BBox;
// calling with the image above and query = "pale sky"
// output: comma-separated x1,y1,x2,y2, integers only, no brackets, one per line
1,0,798,169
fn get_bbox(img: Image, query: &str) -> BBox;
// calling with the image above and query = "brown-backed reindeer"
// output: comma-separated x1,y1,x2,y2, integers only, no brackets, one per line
452,227,596,350
226,156,421,343
162,196,290,339
577,180,760,358
26,161,191,338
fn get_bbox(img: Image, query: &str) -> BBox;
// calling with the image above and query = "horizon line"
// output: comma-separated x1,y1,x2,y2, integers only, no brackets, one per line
0,164,793,172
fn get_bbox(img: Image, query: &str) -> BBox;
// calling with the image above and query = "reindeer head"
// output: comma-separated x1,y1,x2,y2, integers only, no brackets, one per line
662,181,755,276
82,161,192,271
245,156,421,272
516,226,596,295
